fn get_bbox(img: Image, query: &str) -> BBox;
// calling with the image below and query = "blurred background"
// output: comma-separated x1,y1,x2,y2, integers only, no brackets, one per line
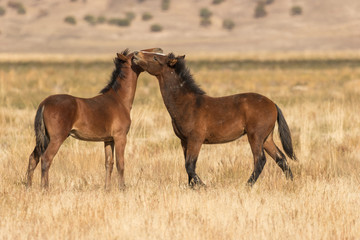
0,0,359,55
1,2,360,238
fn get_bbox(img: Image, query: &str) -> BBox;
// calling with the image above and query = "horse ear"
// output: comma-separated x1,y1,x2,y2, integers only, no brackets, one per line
168,58,177,67
116,53,127,61
155,48,163,53
179,55,185,59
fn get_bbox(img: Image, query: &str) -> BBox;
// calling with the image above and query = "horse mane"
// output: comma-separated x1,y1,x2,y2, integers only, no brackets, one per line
100,49,130,94
169,53,206,95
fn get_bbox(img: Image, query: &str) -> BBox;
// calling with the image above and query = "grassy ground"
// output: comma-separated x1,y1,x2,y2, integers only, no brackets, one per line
0,56,360,239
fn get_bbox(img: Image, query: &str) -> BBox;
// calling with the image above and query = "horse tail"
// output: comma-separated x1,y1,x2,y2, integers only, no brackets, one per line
276,104,297,161
34,105,49,155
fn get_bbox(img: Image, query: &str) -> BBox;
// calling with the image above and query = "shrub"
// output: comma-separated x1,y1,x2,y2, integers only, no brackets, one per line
8,1,26,14
142,12,153,21
200,18,211,27
37,9,48,18
212,0,224,4
17,5,25,14
222,19,235,30
84,14,96,25
291,6,302,16
199,7,212,19
0,6,6,16
199,7,212,27
97,16,106,24
254,2,267,18
150,24,163,32
7,1,20,8
108,18,131,27
64,16,76,25
125,11,136,21
161,0,170,11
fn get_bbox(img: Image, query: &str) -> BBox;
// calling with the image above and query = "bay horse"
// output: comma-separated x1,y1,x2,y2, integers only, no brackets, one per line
133,51,297,187
26,48,163,190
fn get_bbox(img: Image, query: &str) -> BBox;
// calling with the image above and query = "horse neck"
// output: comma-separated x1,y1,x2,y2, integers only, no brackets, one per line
157,72,196,118
113,68,139,111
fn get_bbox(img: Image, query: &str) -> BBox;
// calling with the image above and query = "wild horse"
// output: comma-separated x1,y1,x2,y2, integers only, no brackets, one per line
133,51,297,187
26,48,162,190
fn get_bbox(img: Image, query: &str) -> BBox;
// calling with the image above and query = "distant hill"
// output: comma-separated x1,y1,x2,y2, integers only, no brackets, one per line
0,0,359,54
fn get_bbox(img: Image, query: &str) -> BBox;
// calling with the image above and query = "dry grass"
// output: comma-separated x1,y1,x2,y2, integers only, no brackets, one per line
1,56,360,239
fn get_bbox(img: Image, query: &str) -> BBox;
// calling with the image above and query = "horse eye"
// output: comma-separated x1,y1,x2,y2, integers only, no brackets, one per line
153,56,158,61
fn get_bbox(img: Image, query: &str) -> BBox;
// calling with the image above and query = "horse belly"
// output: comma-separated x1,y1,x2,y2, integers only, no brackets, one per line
70,129,113,142
204,125,246,144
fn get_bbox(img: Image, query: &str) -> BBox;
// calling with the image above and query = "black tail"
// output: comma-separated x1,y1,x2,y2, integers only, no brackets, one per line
34,105,49,155
276,105,297,161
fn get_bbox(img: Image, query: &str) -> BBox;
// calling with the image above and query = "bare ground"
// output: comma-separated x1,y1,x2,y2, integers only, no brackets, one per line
0,0,360,54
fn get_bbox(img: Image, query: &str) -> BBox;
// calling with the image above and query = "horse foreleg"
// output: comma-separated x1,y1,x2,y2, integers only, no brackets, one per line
181,139,187,159
184,139,205,187
26,147,40,188
114,135,126,190
104,141,114,191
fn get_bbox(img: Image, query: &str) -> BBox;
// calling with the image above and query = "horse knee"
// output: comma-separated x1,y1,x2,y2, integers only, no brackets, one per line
105,159,114,169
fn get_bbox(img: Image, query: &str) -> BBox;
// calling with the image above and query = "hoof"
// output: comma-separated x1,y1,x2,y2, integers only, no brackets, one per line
189,175,206,189
118,184,126,191
246,180,255,188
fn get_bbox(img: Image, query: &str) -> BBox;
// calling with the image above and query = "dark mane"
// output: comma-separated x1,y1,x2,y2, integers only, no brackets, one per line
169,53,206,95
100,49,130,94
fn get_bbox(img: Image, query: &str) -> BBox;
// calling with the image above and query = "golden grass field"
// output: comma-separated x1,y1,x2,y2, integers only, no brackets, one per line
0,55,360,239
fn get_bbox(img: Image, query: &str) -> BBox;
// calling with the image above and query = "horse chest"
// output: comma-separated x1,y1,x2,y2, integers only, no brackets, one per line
171,120,190,140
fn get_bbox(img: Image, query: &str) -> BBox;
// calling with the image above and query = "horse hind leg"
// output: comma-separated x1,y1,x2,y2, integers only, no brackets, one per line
26,147,40,188
41,138,65,189
247,134,267,187
264,135,293,180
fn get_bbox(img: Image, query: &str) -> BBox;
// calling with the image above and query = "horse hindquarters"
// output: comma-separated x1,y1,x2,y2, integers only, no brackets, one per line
26,103,66,188
27,95,76,188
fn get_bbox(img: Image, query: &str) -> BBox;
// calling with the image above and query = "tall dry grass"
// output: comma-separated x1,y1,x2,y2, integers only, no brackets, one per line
0,56,359,239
